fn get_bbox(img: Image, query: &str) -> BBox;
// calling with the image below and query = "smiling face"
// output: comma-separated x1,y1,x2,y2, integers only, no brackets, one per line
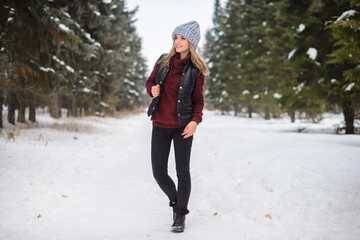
174,34,190,58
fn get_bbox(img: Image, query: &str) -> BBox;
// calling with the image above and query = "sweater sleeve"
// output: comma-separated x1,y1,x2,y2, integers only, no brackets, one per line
145,61,159,98
191,73,205,124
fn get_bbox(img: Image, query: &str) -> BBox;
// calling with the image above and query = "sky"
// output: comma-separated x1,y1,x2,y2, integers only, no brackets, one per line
126,0,224,72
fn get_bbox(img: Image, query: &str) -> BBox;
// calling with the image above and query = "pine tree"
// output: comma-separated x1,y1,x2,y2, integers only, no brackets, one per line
203,0,229,113
258,0,294,120
326,0,360,133
219,0,272,117
219,0,248,116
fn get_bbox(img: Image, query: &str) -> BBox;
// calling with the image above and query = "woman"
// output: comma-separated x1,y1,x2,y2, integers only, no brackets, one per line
145,20,210,233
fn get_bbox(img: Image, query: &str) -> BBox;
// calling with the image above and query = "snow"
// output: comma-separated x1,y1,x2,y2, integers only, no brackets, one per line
345,82,355,91
58,24,71,33
123,79,136,86
1,110,360,240
82,87,91,93
66,65,74,73
62,11,71,19
253,94,259,99
128,89,139,96
102,0,112,3
297,23,305,32
288,49,296,59
84,33,95,43
294,82,305,94
306,48,317,60
273,93,282,99
74,21,81,29
221,90,228,97
99,102,110,108
52,56,65,66
336,10,357,22
39,67,55,73
242,90,250,95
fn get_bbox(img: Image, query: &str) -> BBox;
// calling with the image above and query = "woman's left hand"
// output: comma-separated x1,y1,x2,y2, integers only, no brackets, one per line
182,121,198,139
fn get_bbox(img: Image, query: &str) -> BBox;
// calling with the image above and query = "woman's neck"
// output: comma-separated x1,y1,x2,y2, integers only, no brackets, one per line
180,51,190,59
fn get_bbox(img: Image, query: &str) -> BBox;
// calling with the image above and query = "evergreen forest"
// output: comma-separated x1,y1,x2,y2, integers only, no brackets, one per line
203,0,360,134
0,0,147,127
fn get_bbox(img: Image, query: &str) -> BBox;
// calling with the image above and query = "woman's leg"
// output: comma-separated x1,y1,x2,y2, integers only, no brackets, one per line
151,126,177,203
172,128,193,212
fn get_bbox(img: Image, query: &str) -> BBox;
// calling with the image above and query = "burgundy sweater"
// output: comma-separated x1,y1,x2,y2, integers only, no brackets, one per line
145,53,205,128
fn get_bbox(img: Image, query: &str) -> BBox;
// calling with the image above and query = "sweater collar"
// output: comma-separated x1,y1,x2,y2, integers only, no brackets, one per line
172,53,191,69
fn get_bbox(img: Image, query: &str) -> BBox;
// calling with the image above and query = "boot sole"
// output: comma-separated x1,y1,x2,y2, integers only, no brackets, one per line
171,226,184,233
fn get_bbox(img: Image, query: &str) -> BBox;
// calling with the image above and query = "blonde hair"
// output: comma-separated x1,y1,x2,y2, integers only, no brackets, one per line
159,43,210,76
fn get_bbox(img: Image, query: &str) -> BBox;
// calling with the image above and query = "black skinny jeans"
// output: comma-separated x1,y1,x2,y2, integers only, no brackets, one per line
151,126,193,212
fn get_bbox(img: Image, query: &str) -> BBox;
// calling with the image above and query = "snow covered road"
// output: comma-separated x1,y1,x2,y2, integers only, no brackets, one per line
1,111,360,240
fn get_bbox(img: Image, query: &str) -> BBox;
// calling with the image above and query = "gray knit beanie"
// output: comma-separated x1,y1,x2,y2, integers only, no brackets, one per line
172,20,201,49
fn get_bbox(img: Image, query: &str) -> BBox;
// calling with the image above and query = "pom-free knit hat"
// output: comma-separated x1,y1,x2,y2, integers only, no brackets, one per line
172,20,201,49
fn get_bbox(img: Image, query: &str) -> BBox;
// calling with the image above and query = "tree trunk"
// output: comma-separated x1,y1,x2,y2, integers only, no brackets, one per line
264,106,270,120
248,103,252,118
28,92,36,122
83,101,91,116
50,94,61,118
79,100,84,117
342,96,354,134
69,96,77,117
0,92,3,128
233,104,238,116
7,91,16,125
289,110,295,123
17,96,26,123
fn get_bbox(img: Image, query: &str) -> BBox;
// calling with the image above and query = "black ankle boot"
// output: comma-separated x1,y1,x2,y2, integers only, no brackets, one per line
171,209,189,233
169,201,177,221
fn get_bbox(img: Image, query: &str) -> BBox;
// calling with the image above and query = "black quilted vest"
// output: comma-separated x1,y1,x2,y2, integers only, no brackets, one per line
147,54,201,126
